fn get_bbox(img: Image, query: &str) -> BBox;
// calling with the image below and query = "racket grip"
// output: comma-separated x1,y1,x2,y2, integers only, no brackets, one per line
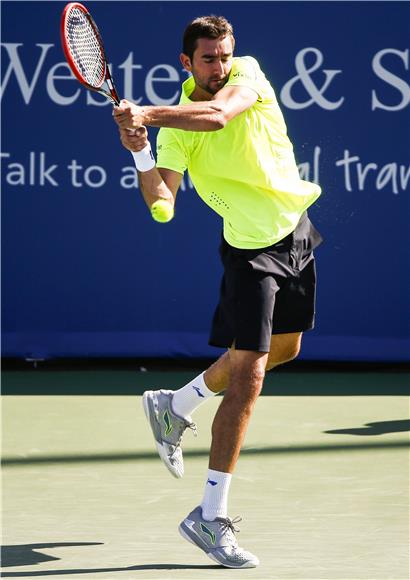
131,143,155,172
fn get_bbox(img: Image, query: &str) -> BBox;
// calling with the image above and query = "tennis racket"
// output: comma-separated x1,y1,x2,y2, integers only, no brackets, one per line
61,2,120,105
60,2,154,172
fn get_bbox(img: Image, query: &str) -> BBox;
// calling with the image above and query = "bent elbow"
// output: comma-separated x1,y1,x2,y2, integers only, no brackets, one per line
209,105,228,130
215,113,228,130
211,112,228,130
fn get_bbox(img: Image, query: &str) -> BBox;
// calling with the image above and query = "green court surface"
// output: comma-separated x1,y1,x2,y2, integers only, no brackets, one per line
1,369,409,579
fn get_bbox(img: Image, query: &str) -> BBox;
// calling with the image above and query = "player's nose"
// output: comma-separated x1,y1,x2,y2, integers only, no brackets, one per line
213,59,225,76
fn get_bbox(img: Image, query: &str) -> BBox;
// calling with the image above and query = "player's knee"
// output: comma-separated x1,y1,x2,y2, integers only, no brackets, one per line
224,380,264,408
266,342,301,371
226,360,266,403
248,364,266,396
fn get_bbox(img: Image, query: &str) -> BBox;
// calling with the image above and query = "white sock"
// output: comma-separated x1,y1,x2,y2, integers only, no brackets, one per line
201,469,232,521
171,372,216,418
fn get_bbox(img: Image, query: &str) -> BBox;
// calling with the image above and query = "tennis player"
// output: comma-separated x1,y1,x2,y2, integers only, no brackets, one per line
113,15,322,569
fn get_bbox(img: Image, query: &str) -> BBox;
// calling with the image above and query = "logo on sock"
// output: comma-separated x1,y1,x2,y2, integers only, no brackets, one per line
207,479,218,486
193,386,205,398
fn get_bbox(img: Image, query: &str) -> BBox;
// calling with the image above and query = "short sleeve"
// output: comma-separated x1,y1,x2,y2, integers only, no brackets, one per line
156,127,188,175
226,57,274,103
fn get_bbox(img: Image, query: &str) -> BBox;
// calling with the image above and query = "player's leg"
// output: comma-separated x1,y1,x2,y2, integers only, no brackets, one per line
179,228,317,565
198,333,301,518
179,347,266,568
179,334,303,568
207,348,268,474
206,332,303,475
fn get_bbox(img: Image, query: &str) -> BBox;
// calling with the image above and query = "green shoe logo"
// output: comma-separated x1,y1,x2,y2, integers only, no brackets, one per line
163,410,173,436
200,523,216,545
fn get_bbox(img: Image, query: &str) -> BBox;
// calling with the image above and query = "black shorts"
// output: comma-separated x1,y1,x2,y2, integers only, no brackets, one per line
209,212,323,352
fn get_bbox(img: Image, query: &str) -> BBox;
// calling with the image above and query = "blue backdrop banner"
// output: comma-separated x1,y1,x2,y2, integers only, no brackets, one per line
2,1,409,361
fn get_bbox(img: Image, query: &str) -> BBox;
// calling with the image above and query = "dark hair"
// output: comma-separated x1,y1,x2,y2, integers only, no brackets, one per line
182,15,235,60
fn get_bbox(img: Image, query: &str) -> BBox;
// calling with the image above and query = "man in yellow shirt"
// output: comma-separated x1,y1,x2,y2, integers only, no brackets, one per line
114,15,322,568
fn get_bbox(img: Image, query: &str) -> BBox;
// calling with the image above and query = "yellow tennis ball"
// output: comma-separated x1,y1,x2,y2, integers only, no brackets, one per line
150,199,174,223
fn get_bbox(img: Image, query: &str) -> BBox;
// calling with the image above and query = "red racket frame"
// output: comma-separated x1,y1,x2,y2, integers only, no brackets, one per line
60,2,120,105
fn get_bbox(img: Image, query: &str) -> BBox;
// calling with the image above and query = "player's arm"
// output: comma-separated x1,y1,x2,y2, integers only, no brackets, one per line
113,85,258,132
118,126,182,210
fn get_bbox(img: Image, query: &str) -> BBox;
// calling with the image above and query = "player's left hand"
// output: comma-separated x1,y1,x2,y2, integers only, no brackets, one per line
113,99,145,129
118,126,149,152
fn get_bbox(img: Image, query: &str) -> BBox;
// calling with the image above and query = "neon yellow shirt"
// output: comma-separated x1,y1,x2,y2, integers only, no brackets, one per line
156,56,321,249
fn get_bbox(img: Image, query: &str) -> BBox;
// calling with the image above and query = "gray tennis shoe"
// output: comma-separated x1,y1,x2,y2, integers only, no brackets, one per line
179,506,260,568
142,389,197,478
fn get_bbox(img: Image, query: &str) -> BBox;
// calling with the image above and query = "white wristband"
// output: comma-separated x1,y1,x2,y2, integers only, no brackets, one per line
131,143,156,172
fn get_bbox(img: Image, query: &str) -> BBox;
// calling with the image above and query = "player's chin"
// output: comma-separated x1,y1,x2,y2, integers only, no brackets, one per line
210,79,228,93
207,84,223,95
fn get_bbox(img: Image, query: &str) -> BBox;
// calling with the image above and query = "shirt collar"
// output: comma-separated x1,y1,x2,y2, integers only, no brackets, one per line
180,75,196,103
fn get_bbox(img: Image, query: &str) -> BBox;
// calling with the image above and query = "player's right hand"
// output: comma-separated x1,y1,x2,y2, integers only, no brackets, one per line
113,99,145,130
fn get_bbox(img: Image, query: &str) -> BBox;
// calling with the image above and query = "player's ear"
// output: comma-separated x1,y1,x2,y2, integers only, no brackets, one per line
180,53,192,73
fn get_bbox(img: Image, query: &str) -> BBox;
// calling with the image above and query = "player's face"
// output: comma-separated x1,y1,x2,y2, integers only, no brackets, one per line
181,36,234,96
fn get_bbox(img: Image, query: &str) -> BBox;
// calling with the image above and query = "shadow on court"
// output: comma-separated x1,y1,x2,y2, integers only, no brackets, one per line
2,439,409,467
324,418,410,436
1,562,221,577
0,543,103,567
1,544,222,576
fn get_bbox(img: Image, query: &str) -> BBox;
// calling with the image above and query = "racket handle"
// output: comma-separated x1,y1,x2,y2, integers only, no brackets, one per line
131,143,156,172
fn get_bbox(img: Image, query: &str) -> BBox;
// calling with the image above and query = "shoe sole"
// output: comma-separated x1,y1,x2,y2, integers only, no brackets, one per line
178,523,258,569
142,391,182,479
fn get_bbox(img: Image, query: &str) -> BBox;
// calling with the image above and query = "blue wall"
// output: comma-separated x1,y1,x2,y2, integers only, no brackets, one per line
2,1,409,361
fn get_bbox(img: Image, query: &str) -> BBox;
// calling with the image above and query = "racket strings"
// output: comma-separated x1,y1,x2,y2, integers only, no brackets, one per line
65,7,105,87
